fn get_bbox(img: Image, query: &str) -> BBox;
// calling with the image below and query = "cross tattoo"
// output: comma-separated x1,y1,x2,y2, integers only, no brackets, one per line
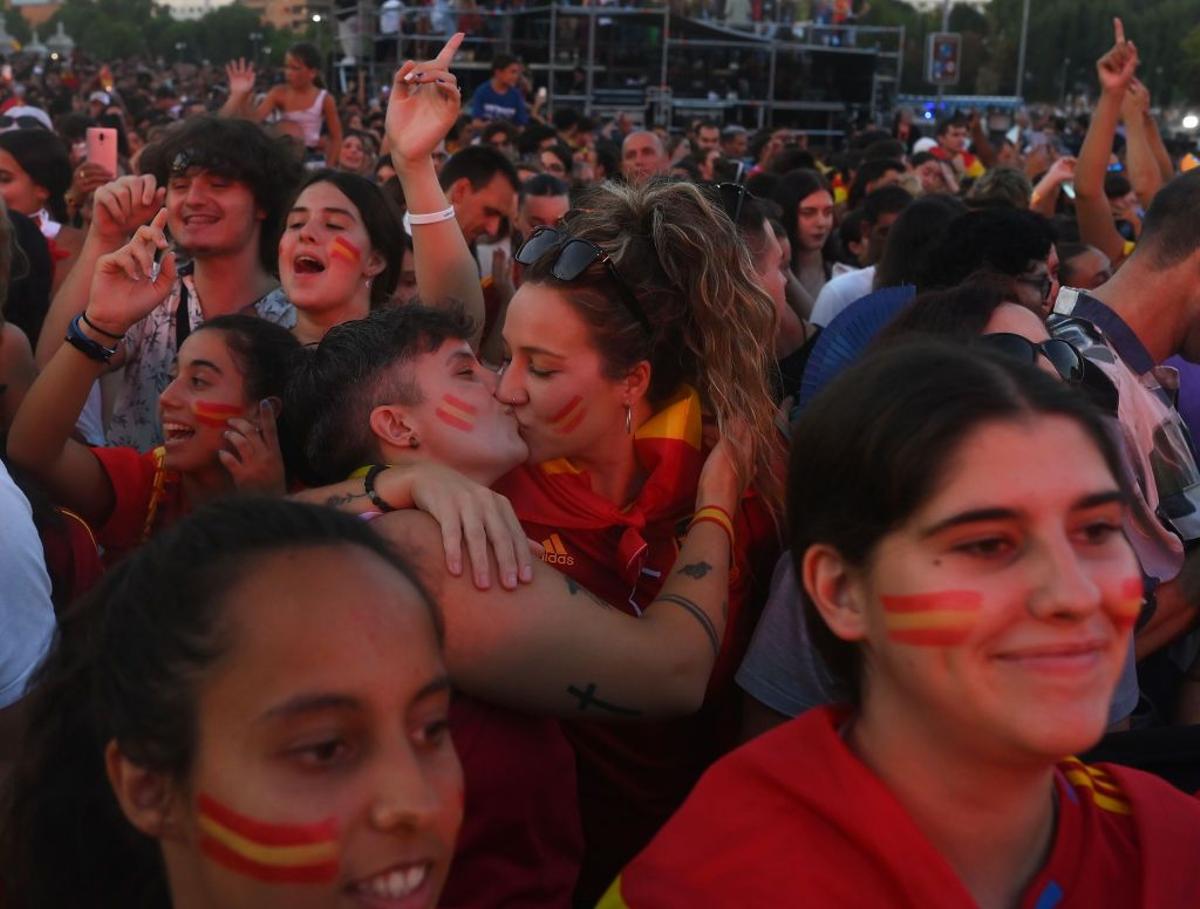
567,683,642,716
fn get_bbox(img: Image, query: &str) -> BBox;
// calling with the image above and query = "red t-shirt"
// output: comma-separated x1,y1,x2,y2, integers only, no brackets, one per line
602,706,1200,908
91,446,187,562
440,696,582,908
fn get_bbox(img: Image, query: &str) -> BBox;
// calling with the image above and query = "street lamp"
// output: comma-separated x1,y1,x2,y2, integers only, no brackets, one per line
249,30,263,63
312,13,322,23
175,41,187,64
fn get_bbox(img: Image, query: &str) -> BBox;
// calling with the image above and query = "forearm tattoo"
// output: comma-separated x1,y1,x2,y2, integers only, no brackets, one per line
677,561,713,579
567,682,643,716
653,593,720,657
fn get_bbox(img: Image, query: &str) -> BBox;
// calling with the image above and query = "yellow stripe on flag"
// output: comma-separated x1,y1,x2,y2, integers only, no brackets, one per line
197,814,338,867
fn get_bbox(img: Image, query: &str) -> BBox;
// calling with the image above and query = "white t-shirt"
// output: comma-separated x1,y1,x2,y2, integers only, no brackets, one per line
0,460,55,709
809,265,876,328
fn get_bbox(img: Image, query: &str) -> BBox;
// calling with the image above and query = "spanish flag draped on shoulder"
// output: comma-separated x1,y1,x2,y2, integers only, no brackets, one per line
599,706,1200,908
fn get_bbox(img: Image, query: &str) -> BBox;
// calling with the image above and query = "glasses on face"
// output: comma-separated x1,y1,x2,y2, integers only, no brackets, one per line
1016,272,1053,302
514,226,651,334
980,332,1085,384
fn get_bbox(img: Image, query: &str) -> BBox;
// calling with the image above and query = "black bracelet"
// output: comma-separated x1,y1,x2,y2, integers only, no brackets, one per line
81,311,125,341
65,314,118,363
363,464,396,513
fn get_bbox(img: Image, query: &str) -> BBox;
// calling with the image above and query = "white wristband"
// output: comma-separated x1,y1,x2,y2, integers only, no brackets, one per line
406,206,457,226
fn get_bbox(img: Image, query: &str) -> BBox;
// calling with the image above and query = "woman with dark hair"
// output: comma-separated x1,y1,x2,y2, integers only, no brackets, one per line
279,33,485,345
279,169,405,344
7,215,301,561
336,129,379,178
872,192,968,292
771,168,836,302
0,497,463,908
0,129,83,293
605,342,1200,907
224,41,343,167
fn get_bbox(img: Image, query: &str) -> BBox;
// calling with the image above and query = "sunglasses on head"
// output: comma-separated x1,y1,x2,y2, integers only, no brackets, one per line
980,332,1085,384
0,115,48,132
514,226,651,334
713,181,750,224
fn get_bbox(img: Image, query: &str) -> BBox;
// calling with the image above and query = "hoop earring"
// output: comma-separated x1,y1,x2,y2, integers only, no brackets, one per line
409,436,420,449
625,404,633,435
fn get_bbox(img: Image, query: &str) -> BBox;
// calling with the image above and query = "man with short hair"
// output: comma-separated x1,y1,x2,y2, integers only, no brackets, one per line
469,53,529,125
694,120,721,153
621,130,669,185
932,114,985,179
481,120,517,158
439,145,520,245
516,174,570,240
37,116,302,450
810,184,913,328
721,125,748,161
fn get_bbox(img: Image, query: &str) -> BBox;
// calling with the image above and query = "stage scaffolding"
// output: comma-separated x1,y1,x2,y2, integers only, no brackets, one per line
332,2,903,139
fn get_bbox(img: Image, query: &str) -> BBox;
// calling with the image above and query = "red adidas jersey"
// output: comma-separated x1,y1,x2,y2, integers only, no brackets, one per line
602,706,1200,908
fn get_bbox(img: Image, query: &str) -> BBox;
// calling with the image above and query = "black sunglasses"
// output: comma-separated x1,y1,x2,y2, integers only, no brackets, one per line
980,332,1085,384
0,115,49,131
514,226,651,333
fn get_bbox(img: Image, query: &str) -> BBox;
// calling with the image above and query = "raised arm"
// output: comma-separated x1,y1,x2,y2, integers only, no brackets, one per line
386,33,486,345
35,176,164,368
322,92,343,167
218,58,258,119
1030,156,1075,218
1121,80,1163,210
375,441,744,718
8,212,178,525
1076,18,1139,266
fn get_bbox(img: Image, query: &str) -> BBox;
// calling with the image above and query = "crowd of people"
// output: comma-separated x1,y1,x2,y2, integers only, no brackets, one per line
2,13,1200,909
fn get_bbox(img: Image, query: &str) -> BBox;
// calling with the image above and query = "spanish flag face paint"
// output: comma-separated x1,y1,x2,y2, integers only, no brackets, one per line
435,394,478,432
192,401,244,428
1110,577,1143,630
197,793,339,885
329,236,362,267
880,590,983,647
550,396,586,435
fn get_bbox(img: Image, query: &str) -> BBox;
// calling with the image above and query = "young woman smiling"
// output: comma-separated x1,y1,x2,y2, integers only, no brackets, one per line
6,211,299,561
493,178,784,899
1,498,462,909
603,342,1200,908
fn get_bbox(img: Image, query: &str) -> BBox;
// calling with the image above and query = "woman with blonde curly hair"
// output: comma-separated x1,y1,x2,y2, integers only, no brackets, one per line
494,177,784,901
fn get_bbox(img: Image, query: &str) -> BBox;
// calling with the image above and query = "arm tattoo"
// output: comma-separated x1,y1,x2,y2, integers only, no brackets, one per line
324,489,368,508
652,593,720,657
565,575,613,609
677,561,713,580
567,683,643,716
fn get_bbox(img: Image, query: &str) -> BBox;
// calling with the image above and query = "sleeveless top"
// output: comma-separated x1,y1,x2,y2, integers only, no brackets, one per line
279,88,327,148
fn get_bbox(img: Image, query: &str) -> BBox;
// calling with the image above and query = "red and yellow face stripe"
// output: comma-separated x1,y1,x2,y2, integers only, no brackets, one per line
329,236,362,266
1110,577,1143,629
435,394,478,432
880,590,983,646
197,793,339,884
550,396,585,434
192,401,244,428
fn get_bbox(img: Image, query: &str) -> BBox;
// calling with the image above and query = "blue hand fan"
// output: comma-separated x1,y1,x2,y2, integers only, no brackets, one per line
796,284,916,412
